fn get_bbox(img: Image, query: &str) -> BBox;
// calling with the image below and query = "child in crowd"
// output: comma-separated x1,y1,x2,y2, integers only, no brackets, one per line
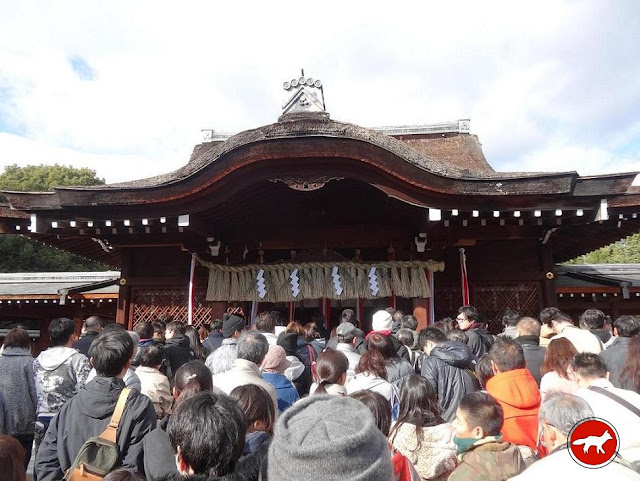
449,392,525,481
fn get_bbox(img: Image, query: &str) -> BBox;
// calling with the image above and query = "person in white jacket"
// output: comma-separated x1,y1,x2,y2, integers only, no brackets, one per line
135,344,172,418
510,392,639,480
572,353,640,464
346,350,394,403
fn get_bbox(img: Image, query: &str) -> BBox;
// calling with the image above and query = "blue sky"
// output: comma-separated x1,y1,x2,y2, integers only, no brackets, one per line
0,0,639,183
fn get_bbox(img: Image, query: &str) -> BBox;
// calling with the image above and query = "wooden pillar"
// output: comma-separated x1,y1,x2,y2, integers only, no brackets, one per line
356,298,365,326
323,298,332,329
540,242,557,308
116,249,133,328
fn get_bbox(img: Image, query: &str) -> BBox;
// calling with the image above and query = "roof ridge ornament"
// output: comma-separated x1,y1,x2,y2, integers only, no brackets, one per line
279,69,328,120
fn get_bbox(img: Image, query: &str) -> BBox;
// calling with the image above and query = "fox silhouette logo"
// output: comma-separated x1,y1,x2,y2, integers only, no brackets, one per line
572,430,613,454
568,418,620,468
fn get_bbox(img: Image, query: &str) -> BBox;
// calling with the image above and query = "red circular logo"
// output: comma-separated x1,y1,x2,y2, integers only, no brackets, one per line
568,418,620,468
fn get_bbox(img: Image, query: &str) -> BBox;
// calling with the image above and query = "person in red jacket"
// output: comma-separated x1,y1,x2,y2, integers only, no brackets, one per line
485,337,541,458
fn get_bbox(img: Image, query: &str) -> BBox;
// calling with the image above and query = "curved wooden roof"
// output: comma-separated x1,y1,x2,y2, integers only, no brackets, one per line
3,113,637,214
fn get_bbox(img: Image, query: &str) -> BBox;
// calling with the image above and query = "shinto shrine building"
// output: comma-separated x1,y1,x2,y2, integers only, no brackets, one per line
1,76,639,334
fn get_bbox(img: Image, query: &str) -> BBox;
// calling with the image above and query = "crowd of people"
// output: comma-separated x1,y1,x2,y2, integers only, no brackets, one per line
1,305,640,480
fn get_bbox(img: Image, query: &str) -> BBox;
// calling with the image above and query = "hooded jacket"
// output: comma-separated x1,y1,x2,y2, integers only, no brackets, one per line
34,346,92,417
164,334,195,378
0,347,37,435
35,376,157,481
420,341,479,422
448,436,525,481
486,368,541,450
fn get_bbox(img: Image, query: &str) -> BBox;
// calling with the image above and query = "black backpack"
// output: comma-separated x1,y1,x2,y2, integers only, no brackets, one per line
65,388,131,481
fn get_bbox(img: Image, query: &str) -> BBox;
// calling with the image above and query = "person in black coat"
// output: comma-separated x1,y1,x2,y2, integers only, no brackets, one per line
515,317,547,386
36,330,156,481
456,305,494,359
164,321,195,382
202,319,224,357
72,316,104,357
418,327,479,422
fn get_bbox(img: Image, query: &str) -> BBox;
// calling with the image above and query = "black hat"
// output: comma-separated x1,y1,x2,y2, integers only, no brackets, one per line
222,313,245,338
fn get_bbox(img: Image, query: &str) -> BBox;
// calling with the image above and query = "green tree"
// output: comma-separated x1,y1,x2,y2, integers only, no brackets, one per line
0,164,109,272
566,233,640,264
0,163,104,199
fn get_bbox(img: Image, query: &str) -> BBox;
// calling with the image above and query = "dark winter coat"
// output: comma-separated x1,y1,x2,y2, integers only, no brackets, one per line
277,333,313,395
466,327,494,359
164,335,195,379
390,334,412,362
72,330,100,357
517,335,547,386
0,347,37,435
202,332,224,357
386,358,415,387
35,376,157,481
600,337,635,390
143,416,178,480
420,341,479,422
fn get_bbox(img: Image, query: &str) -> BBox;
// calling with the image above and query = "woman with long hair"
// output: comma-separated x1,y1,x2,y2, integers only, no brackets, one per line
142,361,213,480
389,375,457,480
367,333,414,387
310,349,349,396
303,322,326,358
539,338,579,399
185,325,205,360
346,349,394,403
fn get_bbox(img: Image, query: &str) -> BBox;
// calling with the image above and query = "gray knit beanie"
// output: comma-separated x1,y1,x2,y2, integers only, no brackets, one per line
268,395,393,481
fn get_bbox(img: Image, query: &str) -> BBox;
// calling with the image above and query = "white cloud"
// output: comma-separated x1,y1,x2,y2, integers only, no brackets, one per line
0,0,638,184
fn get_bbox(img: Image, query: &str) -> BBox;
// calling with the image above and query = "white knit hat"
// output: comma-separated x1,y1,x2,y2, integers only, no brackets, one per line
371,310,393,332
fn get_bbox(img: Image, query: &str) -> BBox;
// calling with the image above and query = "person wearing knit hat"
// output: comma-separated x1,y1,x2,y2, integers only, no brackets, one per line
222,314,246,339
261,345,299,412
205,313,246,376
370,310,411,363
268,395,393,480
372,310,393,333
